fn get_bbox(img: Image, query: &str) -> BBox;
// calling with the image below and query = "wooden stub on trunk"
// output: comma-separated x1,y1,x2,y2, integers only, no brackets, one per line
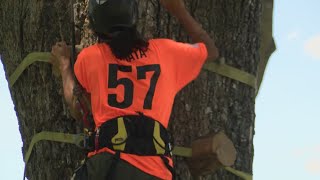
187,132,237,177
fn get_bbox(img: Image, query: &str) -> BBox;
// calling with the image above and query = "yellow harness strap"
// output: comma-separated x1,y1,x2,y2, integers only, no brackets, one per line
153,121,166,154
111,117,128,151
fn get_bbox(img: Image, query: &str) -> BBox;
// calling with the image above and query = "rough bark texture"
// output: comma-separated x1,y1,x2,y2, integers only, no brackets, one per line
0,0,266,179
0,1,86,180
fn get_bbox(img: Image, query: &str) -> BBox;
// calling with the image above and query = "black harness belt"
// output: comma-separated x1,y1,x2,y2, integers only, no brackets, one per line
94,114,174,179
95,114,172,156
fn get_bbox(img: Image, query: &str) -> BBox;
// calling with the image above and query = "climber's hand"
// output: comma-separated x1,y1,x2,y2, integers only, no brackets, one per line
51,41,71,72
159,0,186,16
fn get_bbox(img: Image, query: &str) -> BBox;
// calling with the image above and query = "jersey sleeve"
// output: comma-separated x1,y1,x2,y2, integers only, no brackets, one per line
74,51,91,93
156,39,208,91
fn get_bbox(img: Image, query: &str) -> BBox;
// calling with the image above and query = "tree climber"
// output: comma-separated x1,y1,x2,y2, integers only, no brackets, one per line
51,0,219,179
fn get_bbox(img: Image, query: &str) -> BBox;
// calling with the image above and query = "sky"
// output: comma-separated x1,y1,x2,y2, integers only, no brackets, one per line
0,0,320,179
254,0,320,179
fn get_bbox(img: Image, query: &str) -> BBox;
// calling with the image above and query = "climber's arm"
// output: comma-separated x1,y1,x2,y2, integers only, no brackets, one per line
51,41,82,121
160,0,219,61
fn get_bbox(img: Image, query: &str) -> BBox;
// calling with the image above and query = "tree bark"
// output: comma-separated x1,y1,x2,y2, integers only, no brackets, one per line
0,0,264,179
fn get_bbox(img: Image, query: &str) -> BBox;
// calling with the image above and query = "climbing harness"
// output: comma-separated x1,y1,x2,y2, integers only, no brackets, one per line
93,114,175,177
95,115,171,155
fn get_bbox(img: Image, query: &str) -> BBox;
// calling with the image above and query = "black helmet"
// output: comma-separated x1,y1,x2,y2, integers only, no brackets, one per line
88,0,137,34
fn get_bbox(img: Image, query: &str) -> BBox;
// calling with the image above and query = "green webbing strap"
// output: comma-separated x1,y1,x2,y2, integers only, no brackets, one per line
24,132,84,165
25,131,252,180
203,61,257,89
9,52,51,87
9,53,256,89
224,167,253,180
172,146,192,157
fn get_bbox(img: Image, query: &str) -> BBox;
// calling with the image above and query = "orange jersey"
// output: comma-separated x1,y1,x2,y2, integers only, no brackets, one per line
74,39,207,179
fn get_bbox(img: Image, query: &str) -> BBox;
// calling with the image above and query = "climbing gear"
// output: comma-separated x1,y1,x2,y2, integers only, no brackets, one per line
23,131,252,180
8,52,51,87
23,132,84,165
73,84,96,151
225,167,252,180
94,115,171,156
9,53,257,90
71,159,88,180
72,166,88,180
94,114,175,177
203,57,257,89
88,0,138,34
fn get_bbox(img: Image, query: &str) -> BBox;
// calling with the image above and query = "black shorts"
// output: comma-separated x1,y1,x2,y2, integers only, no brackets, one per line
72,152,160,180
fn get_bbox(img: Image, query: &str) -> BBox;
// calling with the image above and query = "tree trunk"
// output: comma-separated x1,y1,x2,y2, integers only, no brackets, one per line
0,0,263,179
